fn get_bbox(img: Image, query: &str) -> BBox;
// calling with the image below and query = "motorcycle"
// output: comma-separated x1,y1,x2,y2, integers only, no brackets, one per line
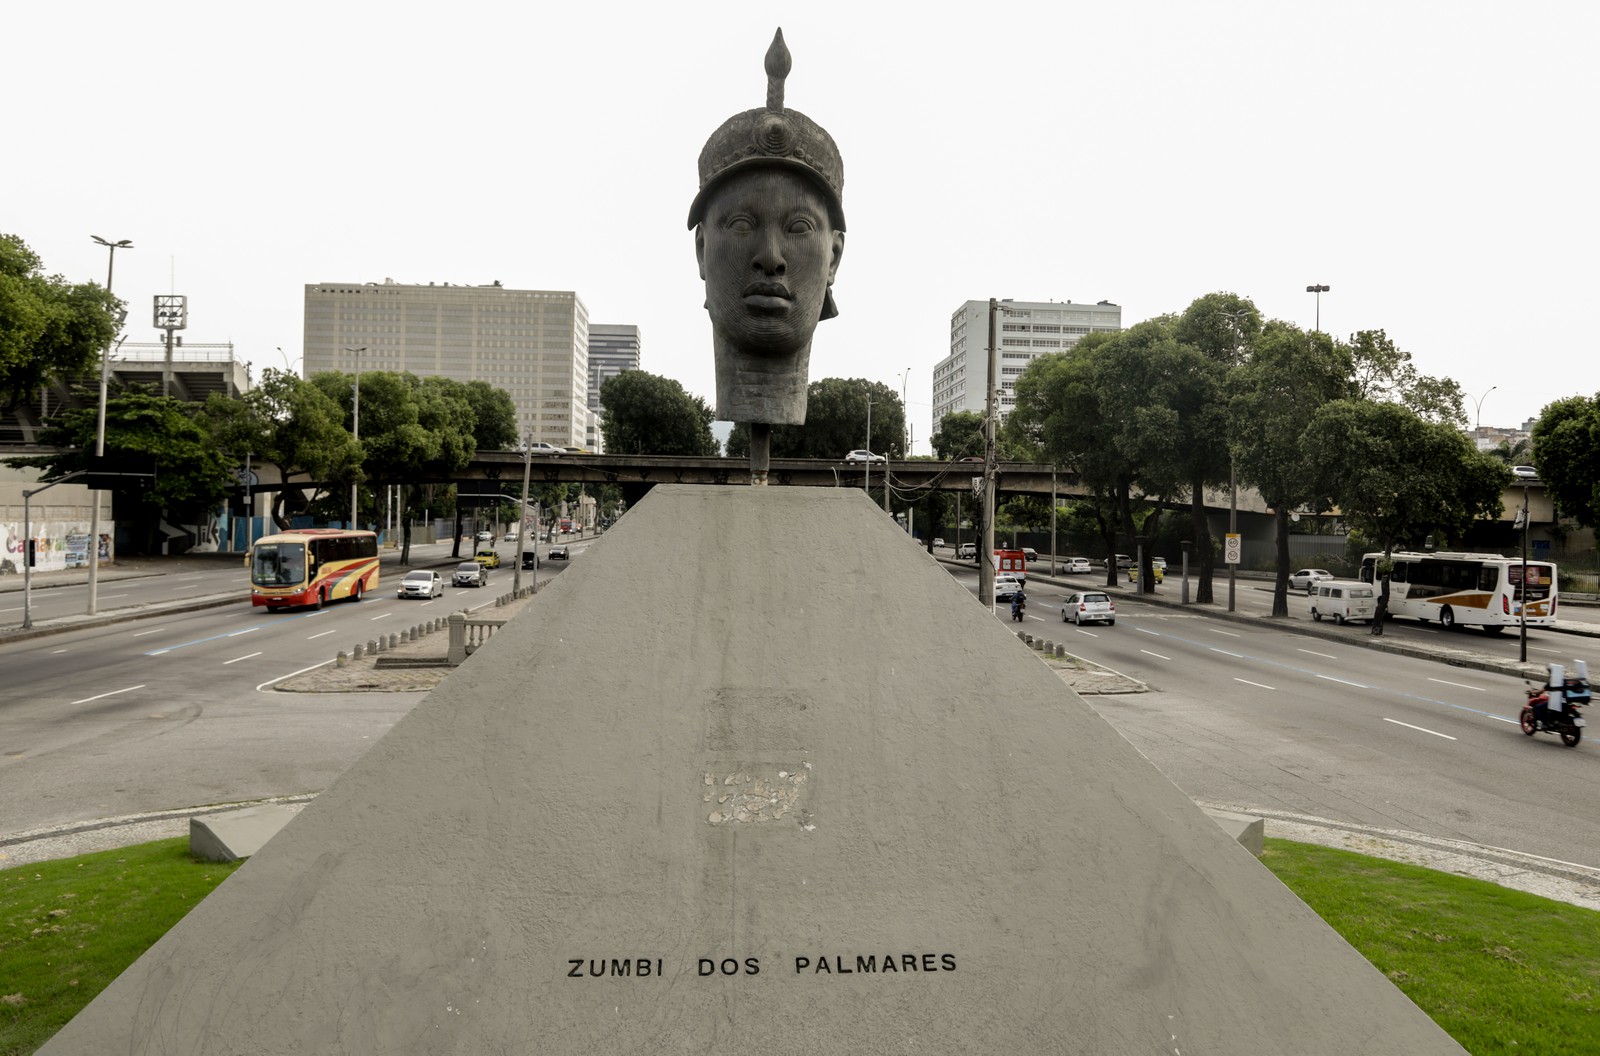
1010,595,1026,622
1520,661,1590,748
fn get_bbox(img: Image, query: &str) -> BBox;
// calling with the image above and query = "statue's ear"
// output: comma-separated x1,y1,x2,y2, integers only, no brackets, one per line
695,226,707,281
827,231,844,283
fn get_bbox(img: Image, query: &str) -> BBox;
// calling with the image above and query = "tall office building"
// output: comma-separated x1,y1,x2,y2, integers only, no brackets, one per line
303,280,589,449
587,324,642,411
930,299,1122,431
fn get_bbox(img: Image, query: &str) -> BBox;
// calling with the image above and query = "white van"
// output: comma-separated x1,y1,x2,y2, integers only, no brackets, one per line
1309,580,1377,625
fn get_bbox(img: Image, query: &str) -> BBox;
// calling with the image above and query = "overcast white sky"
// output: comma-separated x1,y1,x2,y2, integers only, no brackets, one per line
8,1,1594,453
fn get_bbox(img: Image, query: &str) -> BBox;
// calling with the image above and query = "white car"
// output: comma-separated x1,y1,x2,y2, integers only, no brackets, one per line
956,543,977,560
1151,557,1168,572
1062,557,1092,574
994,574,1024,601
844,449,886,463
504,528,519,543
1512,465,1538,479
1063,591,1115,626
476,530,494,544
1288,568,1334,594
520,441,564,456
933,537,945,548
396,570,444,599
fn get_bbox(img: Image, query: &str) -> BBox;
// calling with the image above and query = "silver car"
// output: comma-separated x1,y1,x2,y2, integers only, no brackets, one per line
396,570,444,599
1063,591,1115,626
1288,568,1334,594
453,561,488,588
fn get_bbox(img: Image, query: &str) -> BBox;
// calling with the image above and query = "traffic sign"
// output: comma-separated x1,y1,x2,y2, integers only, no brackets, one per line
1224,532,1241,565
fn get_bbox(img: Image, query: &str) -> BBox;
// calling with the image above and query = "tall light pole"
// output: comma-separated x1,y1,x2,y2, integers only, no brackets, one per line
1471,385,1497,431
981,298,1000,608
513,435,535,595
864,392,874,495
344,346,366,528
86,235,132,616
1305,284,1331,331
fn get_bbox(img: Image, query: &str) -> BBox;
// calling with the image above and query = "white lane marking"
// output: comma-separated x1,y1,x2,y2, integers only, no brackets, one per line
1235,678,1276,691
226,627,259,638
131,627,166,637
1211,648,1244,658
1073,627,1099,637
1140,649,1171,661
70,684,146,705
51,648,68,654
1528,646,1563,655
370,613,392,621
308,630,338,640
0,605,21,613
1383,717,1457,740
1298,648,1337,659
1318,674,1368,688
1208,628,1243,637
224,652,263,665
1428,677,1485,692
256,658,335,692
98,593,127,600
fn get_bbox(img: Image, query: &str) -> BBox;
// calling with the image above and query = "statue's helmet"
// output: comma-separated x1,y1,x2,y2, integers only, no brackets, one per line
687,28,846,236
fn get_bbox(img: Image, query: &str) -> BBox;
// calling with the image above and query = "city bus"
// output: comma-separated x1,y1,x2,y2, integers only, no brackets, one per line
1359,550,1557,632
249,528,379,611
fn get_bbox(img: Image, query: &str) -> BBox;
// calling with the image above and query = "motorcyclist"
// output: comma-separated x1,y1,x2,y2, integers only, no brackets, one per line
1011,589,1027,621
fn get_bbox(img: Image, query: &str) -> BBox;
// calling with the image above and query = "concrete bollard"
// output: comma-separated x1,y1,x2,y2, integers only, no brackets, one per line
369,638,380,654
1055,644,1065,658
388,633,398,649
337,651,349,668
352,643,364,660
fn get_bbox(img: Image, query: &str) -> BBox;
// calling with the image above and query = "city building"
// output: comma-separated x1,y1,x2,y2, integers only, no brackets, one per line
931,299,1122,433
587,324,642,412
302,280,589,450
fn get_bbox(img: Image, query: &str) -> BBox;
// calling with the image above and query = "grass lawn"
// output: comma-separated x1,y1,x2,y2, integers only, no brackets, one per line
0,839,243,1055
1261,839,1600,1055
2,836,1597,1054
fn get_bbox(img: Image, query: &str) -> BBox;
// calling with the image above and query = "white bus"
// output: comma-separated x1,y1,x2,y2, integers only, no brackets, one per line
1359,551,1557,633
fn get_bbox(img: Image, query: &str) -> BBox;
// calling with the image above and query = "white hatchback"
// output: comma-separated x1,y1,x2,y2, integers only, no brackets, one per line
1063,591,1115,626
1063,557,1092,574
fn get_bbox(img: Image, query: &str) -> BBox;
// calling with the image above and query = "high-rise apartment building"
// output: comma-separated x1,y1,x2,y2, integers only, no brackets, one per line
931,299,1122,432
302,280,589,449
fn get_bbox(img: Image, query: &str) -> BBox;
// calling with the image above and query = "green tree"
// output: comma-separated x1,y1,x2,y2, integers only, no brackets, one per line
201,368,357,532
454,379,518,450
1531,394,1600,529
599,371,718,456
9,388,235,552
1346,329,1466,427
931,411,986,461
0,233,120,411
1303,399,1508,557
1228,321,1353,615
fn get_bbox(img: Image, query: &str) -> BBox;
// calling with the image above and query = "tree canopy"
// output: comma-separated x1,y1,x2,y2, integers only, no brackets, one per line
0,233,120,408
1531,394,1600,529
726,377,905,460
599,370,718,456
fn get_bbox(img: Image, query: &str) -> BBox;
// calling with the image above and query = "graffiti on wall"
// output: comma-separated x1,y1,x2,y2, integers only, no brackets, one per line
0,521,113,576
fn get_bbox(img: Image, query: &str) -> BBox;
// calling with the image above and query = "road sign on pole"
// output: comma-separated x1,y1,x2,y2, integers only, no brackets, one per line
1224,532,1242,565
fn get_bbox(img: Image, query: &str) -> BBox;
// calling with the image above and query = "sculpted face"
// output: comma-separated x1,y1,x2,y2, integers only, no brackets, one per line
696,167,845,358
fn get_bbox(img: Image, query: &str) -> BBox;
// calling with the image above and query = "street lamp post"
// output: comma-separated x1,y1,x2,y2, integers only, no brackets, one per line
1471,385,1497,431
344,347,366,528
980,298,1000,608
86,235,132,616
1305,284,1331,331
513,436,536,595
1519,482,1530,664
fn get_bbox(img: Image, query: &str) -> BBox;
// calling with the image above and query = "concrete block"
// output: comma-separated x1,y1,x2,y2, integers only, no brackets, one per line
189,804,303,862
1205,808,1266,857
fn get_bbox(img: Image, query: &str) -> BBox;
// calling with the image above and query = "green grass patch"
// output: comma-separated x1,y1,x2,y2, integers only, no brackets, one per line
2,837,1597,1053
1261,838,1600,1055
0,839,243,1055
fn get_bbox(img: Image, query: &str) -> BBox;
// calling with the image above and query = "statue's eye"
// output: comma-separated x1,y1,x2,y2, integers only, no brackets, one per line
786,217,815,234
725,216,755,233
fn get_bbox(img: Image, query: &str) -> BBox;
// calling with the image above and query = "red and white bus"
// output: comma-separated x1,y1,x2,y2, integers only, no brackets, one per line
250,528,379,611
1359,550,1557,632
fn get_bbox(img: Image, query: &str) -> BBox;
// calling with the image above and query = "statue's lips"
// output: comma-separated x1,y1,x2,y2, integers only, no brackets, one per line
742,283,792,311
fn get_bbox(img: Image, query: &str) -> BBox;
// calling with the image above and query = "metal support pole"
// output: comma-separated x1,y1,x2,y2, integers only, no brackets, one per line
86,236,131,616
514,437,534,594
1228,458,1238,612
981,298,999,608
1520,483,1529,663
345,346,365,528
1050,466,1057,575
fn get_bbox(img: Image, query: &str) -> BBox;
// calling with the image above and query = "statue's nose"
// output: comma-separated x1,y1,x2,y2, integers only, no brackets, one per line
751,229,786,275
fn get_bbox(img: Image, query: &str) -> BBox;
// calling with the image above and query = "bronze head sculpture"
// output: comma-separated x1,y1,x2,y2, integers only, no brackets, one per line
690,28,845,429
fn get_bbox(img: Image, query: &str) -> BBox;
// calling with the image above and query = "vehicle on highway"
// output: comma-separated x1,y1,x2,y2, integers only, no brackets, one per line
548,545,570,560
956,543,977,560
504,528,519,543
396,570,444,599
1521,661,1590,747
1062,557,1092,574
475,548,501,569
1063,591,1115,626
1129,563,1164,585
520,441,564,456
1289,568,1334,593
1359,550,1558,632
844,449,886,463
959,456,984,463
1105,554,1132,570
994,573,1023,601
1151,557,1167,572
476,530,494,544
521,549,539,570
1512,465,1538,479
250,528,379,611
1021,547,1039,563
1309,580,1376,625
933,537,945,548
559,518,574,533
453,561,489,588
